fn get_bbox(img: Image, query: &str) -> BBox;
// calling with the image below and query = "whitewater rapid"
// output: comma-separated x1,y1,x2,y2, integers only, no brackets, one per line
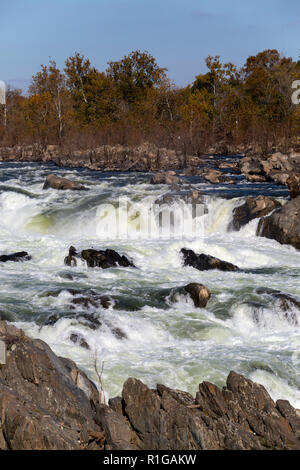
0,161,299,407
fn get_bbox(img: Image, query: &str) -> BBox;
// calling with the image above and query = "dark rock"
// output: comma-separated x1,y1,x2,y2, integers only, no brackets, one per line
43,174,88,191
257,196,300,249
230,196,282,231
64,246,78,267
0,251,31,263
184,283,211,308
70,333,90,350
181,248,239,272
81,248,135,269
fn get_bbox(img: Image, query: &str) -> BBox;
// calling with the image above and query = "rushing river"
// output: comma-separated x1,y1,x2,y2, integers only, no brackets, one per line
0,159,300,407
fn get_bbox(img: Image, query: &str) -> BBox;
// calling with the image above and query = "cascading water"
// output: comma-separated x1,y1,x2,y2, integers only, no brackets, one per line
0,161,299,407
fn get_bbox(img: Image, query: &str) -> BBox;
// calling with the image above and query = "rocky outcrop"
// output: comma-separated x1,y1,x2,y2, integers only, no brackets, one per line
181,248,239,272
0,143,198,172
230,196,282,231
257,196,300,250
43,174,88,191
0,251,31,263
0,321,300,450
184,283,211,308
0,321,104,450
108,371,300,450
240,151,300,187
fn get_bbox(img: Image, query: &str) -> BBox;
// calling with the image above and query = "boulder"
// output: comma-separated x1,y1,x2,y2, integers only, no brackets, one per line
184,283,211,308
0,251,31,263
230,196,282,231
181,248,239,272
150,172,182,186
204,170,225,184
43,174,88,191
81,248,136,269
287,175,300,199
257,196,300,250
245,174,267,183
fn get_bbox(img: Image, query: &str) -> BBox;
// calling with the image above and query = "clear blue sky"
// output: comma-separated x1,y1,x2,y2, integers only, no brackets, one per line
1,0,299,90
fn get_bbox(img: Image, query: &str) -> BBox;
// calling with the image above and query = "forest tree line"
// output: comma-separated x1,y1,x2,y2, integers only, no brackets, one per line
0,49,300,154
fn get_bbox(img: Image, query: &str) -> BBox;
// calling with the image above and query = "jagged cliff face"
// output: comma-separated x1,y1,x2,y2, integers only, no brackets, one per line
0,321,299,451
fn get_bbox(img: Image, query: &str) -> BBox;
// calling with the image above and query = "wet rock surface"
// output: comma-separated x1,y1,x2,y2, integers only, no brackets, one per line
257,196,300,250
183,283,211,308
0,251,32,263
81,249,136,269
181,248,239,272
43,174,88,191
230,196,282,231
64,246,136,269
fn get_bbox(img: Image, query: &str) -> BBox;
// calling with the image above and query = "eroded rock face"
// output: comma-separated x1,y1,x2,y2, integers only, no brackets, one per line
184,283,211,308
0,251,31,263
230,196,282,231
257,196,300,250
106,371,300,450
181,248,239,272
0,321,103,450
43,174,88,191
0,322,300,450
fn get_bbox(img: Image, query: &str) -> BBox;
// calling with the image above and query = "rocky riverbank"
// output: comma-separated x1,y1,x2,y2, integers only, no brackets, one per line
0,321,300,450
0,142,299,191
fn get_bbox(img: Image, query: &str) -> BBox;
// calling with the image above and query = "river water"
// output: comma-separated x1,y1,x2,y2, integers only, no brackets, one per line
0,159,300,407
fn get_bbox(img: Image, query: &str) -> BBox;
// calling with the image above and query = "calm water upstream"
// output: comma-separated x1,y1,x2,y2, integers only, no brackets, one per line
0,159,299,406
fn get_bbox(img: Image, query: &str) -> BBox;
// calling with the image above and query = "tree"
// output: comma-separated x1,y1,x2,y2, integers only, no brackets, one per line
107,50,167,105
65,52,117,125
29,60,69,141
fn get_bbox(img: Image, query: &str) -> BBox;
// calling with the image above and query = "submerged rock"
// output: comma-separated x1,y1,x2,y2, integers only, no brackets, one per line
230,196,282,231
184,283,211,308
70,333,90,350
43,174,88,191
0,251,31,263
0,322,300,450
181,248,239,272
257,196,300,250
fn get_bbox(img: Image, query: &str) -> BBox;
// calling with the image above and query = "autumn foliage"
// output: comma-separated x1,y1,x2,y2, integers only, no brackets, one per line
0,49,300,154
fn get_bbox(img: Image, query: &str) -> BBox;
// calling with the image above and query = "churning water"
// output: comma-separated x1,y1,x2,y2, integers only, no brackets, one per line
0,160,299,407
